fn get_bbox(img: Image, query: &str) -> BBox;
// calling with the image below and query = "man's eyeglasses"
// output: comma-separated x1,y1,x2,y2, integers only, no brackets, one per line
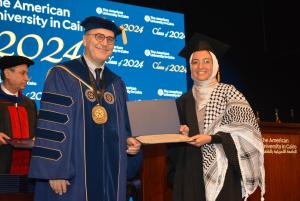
86,33,115,45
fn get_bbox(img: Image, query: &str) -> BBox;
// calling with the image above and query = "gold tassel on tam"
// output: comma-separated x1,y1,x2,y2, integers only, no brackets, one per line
119,26,127,45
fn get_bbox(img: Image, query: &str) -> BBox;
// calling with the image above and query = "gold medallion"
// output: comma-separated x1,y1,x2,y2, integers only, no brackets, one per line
85,89,96,102
92,104,108,124
104,91,114,104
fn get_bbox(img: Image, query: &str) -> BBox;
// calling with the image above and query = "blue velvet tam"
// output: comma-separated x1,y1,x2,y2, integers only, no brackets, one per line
80,16,122,36
0,55,34,70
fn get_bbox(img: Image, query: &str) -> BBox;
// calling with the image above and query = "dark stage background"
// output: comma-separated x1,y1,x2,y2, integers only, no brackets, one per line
112,0,300,122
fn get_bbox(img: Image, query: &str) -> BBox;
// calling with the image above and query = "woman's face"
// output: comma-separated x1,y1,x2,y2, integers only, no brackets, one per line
190,50,213,81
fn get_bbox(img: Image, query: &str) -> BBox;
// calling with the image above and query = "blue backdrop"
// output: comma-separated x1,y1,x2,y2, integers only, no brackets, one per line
0,0,186,107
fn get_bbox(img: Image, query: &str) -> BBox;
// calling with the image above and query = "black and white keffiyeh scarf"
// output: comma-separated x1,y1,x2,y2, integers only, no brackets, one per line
201,83,265,201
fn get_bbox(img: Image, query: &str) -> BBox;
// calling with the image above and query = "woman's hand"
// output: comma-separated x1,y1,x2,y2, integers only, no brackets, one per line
179,125,189,135
187,134,212,147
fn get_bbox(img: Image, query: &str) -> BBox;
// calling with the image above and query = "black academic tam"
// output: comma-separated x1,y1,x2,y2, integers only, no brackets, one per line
0,55,34,70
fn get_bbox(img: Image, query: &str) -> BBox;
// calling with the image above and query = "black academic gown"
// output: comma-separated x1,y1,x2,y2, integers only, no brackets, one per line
0,87,37,174
167,90,242,201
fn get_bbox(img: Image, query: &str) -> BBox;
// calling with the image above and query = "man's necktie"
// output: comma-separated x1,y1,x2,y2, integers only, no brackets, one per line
95,68,102,89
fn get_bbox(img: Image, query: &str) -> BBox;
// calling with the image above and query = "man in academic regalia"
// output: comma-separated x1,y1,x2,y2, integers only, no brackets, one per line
29,16,142,201
0,55,37,174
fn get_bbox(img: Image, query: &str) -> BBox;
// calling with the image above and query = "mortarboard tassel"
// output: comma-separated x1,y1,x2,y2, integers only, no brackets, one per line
119,26,127,45
217,71,220,82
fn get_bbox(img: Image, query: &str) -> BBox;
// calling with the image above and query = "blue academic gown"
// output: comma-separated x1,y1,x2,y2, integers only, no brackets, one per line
29,58,142,201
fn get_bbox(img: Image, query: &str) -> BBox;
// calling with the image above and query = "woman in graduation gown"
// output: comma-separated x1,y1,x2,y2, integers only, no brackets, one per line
167,33,265,201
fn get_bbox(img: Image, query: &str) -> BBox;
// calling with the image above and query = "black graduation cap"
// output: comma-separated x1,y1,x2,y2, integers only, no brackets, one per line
0,55,34,70
80,16,122,36
179,33,230,60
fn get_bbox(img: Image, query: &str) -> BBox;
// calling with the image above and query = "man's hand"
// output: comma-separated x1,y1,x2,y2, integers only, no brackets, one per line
49,179,70,195
127,137,141,155
0,132,10,145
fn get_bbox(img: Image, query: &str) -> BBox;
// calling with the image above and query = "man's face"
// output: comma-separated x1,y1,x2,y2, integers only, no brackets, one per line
83,28,115,65
4,64,29,91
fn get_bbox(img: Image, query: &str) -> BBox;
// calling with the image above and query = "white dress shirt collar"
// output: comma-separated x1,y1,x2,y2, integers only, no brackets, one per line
1,84,18,97
83,54,105,79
